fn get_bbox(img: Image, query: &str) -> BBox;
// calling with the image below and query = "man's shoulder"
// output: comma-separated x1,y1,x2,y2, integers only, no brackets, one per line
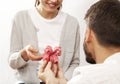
69,63,120,84
73,63,109,77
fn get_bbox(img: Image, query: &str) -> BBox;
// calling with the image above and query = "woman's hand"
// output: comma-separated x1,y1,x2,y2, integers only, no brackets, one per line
21,45,42,61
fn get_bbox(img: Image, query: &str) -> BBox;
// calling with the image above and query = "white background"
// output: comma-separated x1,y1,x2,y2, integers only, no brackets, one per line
0,0,98,83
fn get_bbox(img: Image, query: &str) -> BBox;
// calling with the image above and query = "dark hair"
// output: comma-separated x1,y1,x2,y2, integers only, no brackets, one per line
35,0,40,7
85,0,120,47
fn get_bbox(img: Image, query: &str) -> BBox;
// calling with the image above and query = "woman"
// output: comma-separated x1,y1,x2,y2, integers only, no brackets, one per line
8,0,80,84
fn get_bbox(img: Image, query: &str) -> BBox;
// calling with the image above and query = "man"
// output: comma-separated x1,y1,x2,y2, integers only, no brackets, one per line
38,0,120,84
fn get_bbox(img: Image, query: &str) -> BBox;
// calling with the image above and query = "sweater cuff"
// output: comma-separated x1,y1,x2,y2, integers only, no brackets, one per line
17,51,28,66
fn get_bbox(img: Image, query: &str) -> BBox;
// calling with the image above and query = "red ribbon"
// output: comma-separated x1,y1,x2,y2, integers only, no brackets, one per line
42,45,61,64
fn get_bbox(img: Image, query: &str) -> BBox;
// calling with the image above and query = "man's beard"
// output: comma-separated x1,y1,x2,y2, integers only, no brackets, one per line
83,42,96,64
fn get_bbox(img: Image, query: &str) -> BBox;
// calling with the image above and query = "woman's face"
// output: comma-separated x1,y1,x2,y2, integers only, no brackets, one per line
39,0,63,12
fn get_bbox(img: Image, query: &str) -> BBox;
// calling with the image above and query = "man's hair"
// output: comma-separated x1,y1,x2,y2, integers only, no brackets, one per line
85,0,120,47
35,0,40,7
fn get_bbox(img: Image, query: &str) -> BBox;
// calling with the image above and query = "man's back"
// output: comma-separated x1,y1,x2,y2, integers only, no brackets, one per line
68,52,120,84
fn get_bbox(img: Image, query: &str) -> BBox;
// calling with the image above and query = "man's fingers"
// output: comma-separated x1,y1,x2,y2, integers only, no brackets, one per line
52,63,58,76
58,68,65,78
56,63,64,78
45,62,52,71
57,63,61,71
39,60,48,73
38,61,48,81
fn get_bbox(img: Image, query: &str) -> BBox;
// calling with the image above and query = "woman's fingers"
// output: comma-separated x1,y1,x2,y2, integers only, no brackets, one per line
28,46,38,53
28,51,42,61
25,45,43,61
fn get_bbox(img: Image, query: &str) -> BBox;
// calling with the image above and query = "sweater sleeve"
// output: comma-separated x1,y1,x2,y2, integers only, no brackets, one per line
8,13,27,69
64,23,80,80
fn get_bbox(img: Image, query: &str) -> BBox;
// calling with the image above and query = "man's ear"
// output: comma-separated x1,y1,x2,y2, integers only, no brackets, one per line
85,28,93,43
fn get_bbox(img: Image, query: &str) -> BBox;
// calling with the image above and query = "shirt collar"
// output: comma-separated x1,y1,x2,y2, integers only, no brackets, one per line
28,7,63,31
104,52,120,64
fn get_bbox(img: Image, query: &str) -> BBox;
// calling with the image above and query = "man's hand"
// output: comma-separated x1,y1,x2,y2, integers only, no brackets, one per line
38,61,67,84
38,61,58,84
57,66,67,84
21,45,42,61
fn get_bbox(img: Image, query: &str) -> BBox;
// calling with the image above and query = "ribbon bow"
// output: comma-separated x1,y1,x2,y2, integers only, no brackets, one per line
42,45,61,64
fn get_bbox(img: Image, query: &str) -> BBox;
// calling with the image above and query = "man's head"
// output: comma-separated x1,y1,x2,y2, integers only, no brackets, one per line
84,0,120,64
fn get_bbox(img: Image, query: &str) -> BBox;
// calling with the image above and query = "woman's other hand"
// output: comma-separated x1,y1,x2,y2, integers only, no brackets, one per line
21,45,42,61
